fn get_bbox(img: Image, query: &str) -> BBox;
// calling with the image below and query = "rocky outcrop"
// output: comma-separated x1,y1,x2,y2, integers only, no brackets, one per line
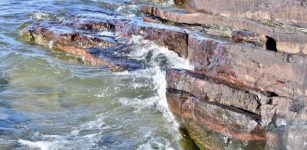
175,0,307,27
167,91,266,149
21,21,127,72
21,12,189,71
20,2,307,149
166,69,306,149
140,1,307,149
70,16,188,57
188,33,307,99
141,5,307,55
166,69,269,115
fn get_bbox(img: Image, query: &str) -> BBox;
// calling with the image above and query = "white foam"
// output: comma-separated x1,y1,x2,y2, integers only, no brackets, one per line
18,139,54,150
113,70,129,75
18,113,108,149
112,36,192,139
98,31,114,37
126,36,192,122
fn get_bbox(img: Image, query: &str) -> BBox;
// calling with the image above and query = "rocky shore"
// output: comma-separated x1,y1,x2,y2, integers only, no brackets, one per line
20,0,306,149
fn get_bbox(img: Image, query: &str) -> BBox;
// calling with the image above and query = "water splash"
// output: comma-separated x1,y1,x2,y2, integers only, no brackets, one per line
126,35,193,119
18,139,54,150
16,35,193,150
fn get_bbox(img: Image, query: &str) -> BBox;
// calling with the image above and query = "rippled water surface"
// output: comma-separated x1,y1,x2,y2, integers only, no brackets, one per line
0,0,196,149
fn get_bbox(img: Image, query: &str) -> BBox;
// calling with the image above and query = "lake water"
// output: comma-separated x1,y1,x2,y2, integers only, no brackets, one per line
0,0,196,149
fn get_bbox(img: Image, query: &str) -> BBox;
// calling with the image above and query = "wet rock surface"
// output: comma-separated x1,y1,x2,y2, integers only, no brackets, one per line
141,1,306,150
19,1,307,149
21,11,188,71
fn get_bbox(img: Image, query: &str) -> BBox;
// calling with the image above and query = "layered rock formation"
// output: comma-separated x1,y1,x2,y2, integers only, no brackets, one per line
176,0,307,27
141,5,307,55
20,1,307,149
21,12,188,71
141,1,307,149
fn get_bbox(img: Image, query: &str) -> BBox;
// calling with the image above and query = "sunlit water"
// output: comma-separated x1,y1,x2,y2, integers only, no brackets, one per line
0,0,195,149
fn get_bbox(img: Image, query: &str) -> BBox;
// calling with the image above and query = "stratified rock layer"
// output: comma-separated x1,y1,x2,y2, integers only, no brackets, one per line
71,15,188,57
166,68,306,149
188,33,307,99
151,1,306,149
166,69,269,115
167,91,266,149
21,12,189,71
176,0,307,27
141,5,307,55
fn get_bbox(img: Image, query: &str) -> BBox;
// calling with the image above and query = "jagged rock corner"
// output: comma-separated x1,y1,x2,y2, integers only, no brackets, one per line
19,0,306,149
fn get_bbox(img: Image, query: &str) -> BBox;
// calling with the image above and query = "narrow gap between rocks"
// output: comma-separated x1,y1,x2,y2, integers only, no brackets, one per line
265,36,277,52
167,88,261,121
179,127,200,150
267,92,278,97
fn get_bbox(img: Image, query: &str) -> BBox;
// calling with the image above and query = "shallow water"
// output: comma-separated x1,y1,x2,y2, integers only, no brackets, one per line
0,0,196,149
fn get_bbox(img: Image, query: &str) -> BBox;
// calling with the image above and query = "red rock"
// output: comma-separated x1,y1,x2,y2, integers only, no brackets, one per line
141,5,307,54
21,21,126,71
166,69,269,114
231,30,264,45
21,21,117,49
143,16,161,24
166,91,266,141
115,19,188,57
71,17,189,57
188,33,307,99
167,69,306,149
21,13,190,70
177,0,307,27
54,45,125,71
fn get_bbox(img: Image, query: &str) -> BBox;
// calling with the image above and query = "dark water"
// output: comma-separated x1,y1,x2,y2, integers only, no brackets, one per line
0,0,195,149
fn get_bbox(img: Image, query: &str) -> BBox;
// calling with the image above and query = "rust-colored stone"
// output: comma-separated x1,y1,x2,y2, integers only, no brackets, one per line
166,91,266,141
21,21,126,71
188,33,307,99
143,16,161,24
54,45,125,72
71,16,188,57
166,69,269,114
21,13,190,70
141,5,307,54
178,0,307,26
